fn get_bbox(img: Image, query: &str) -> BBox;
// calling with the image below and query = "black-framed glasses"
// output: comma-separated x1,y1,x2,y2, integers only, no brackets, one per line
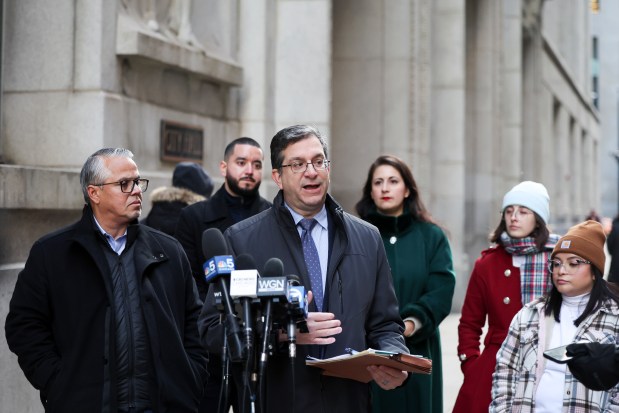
547,258,591,275
281,159,330,173
94,178,149,193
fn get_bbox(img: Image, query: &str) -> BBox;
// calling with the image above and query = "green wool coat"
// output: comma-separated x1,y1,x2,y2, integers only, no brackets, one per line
365,211,456,413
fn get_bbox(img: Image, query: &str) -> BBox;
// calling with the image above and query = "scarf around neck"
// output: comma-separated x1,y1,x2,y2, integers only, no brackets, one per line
501,232,560,305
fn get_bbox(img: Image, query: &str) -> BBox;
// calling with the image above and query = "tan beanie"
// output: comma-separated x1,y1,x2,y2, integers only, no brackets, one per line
551,220,606,274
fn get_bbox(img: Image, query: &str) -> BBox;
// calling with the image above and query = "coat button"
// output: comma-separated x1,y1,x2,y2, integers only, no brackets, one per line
504,269,511,277
503,297,511,305
389,236,397,244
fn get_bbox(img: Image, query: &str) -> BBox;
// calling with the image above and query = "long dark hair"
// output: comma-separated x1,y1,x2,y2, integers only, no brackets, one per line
355,155,435,225
544,266,619,326
490,210,550,250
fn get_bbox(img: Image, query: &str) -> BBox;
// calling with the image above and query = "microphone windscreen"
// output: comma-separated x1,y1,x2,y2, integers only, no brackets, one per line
235,254,256,271
263,257,284,277
201,228,228,259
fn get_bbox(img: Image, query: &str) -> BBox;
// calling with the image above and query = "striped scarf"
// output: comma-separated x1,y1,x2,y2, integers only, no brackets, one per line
501,232,560,305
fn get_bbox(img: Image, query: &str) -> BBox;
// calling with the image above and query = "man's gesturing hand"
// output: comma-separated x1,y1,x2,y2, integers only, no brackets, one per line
296,290,342,345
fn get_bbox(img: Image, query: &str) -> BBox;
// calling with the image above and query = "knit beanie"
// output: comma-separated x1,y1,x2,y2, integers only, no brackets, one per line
551,220,606,274
172,162,214,198
502,181,550,224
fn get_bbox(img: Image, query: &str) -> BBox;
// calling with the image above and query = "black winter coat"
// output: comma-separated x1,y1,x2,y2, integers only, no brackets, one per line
199,192,407,413
5,206,207,412
141,186,206,236
175,185,272,298
608,217,619,284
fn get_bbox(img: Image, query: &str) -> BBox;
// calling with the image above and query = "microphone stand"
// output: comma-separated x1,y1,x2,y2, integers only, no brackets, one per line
257,299,273,413
218,322,231,413
287,318,297,413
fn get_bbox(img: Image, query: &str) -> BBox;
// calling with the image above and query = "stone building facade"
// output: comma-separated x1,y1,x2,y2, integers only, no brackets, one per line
592,1,619,218
0,0,599,409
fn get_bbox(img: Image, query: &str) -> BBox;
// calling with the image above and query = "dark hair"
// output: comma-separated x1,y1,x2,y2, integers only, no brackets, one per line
270,125,328,169
355,155,435,224
224,137,261,161
544,266,619,326
490,210,550,250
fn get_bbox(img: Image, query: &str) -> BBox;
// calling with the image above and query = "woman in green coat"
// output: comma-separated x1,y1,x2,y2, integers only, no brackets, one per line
356,155,456,413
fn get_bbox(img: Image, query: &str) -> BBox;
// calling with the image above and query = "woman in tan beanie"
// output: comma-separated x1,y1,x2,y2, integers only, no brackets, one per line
491,220,619,412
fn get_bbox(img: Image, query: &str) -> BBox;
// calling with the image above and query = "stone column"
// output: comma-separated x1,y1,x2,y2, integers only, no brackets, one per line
331,0,388,211
238,0,273,146
553,104,570,225
501,0,523,189
462,0,502,302
570,121,583,221
583,134,596,216
432,0,466,309
273,0,331,138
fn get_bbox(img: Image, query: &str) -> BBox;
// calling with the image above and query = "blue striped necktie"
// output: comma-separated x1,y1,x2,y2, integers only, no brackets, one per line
299,218,323,311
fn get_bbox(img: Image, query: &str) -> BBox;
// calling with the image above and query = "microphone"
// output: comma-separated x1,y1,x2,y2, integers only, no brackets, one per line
229,254,259,360
258,258,285,350
286,278,309,332
257,258,284,412
284,275,309,358
201,228,244,362
256,261,289,337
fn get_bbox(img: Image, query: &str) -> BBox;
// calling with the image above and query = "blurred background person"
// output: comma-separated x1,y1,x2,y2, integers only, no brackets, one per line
585,208,602,223
453,181,560,413
491,220,619,412
175,137,271,300
356,155,455,413
607,213,619,284
141,162,214,235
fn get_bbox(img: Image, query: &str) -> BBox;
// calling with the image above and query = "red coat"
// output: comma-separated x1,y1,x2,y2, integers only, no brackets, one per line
453,245,523,413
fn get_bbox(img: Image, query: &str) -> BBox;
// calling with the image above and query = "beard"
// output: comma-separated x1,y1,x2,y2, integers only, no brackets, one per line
226,174,261,198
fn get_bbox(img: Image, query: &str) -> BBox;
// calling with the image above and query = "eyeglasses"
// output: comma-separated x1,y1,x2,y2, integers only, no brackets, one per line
94,178,149,193
503,206,533,219
547,258,591,275
280,159,330,173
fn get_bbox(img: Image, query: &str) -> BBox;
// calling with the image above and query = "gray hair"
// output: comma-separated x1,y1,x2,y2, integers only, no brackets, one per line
270,125,328,169
80,148,134,205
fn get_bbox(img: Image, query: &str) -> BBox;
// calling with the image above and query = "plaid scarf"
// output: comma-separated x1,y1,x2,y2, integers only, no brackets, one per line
501,232,560,305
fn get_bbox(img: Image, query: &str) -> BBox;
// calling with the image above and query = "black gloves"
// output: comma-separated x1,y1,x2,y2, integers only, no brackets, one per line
566,342,619,391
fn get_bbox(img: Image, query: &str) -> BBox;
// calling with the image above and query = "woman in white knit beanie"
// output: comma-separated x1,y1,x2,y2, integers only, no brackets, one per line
453,181,560,413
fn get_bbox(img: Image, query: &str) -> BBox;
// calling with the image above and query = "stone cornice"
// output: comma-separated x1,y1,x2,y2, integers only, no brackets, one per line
116,13,243,87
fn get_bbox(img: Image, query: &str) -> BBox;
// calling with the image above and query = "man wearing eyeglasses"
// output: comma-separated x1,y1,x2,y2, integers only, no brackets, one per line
5,148,207,412
199,125,409,413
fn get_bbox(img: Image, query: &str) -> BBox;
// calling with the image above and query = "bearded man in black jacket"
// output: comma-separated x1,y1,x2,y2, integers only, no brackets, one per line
175,137,271,413
5,148,206,412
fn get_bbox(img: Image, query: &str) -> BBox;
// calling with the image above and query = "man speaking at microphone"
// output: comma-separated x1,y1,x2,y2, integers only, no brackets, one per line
201,125,408,412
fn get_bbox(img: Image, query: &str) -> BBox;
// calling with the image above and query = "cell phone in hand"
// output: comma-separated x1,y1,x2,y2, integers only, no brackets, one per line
543,344,573,364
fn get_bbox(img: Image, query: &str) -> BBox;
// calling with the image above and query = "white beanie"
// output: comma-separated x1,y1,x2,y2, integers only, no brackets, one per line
501,181,550,224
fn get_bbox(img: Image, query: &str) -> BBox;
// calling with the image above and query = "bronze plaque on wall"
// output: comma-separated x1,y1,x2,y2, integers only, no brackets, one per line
160,120,204,162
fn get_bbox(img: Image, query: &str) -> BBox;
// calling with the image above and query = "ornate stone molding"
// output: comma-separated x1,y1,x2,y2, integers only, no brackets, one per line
522,0,544,38
116,0,242,86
